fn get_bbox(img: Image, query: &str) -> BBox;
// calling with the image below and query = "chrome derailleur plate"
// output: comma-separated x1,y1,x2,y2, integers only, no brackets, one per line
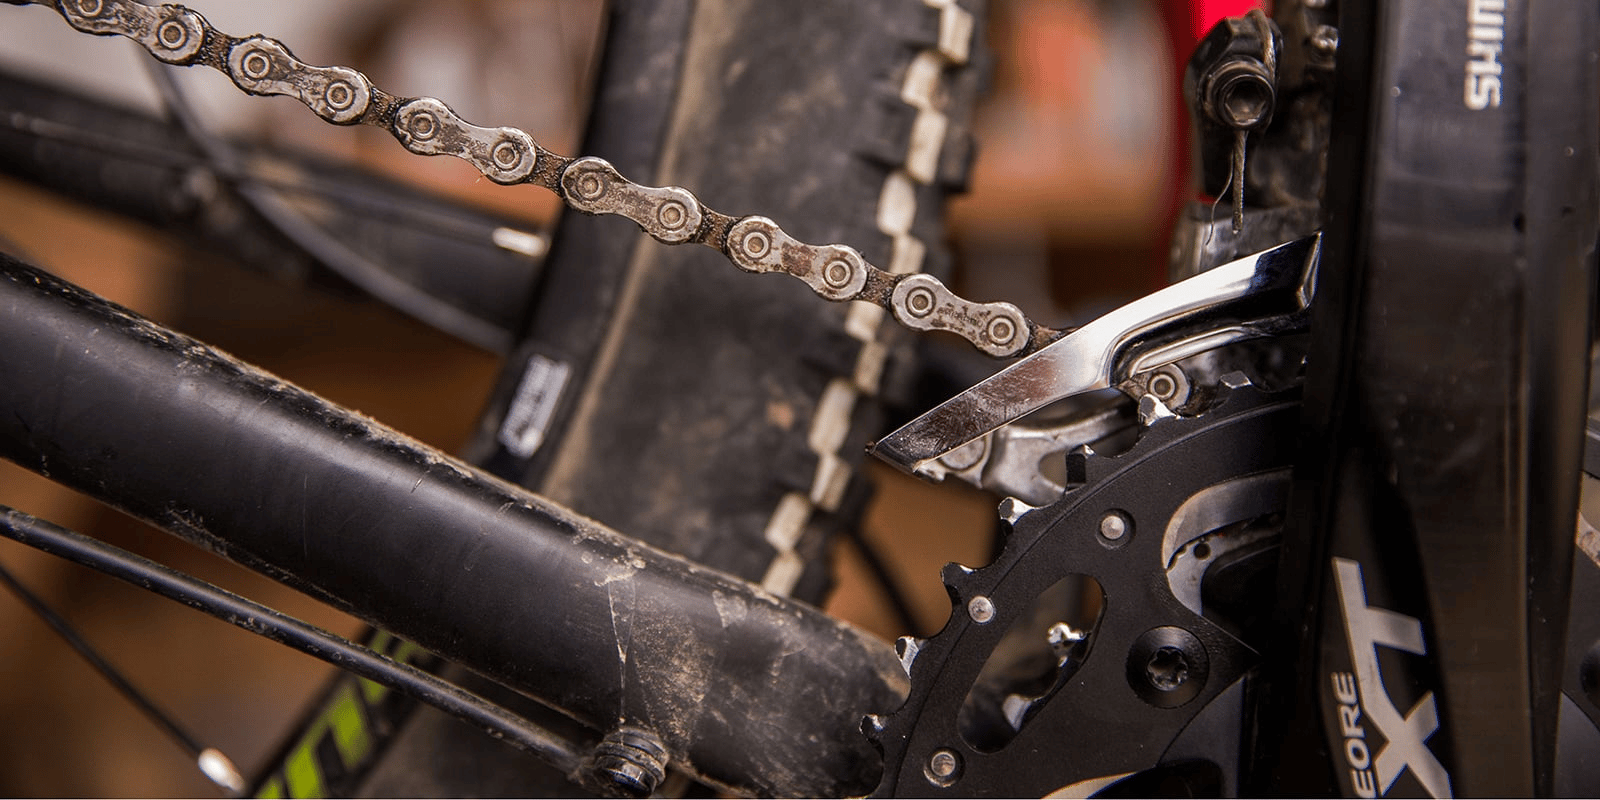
868,377,1299,797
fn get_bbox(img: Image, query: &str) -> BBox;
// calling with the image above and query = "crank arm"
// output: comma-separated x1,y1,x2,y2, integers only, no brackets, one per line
870,234,1320,478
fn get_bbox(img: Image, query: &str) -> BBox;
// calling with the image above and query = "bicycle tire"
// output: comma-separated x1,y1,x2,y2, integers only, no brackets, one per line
471,0,986,595
344,0,990,795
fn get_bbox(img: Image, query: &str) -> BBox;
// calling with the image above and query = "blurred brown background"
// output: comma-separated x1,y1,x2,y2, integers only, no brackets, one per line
0,1,1176,794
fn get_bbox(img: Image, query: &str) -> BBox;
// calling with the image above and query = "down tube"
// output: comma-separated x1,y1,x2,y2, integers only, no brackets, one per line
0,254,904,799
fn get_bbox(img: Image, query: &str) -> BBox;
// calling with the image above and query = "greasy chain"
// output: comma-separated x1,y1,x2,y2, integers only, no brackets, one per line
22,0,1067,358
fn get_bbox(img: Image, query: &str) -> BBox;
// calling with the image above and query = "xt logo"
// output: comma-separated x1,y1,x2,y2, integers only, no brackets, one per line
1333,558,1455,798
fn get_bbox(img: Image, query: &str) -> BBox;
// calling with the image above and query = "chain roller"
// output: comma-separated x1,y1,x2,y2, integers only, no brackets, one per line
392,97,546,184
227,37,372,125
562,157,704,245
23,0,1060,357
891,273,1030,358
57,0,203,64
726,216,870,302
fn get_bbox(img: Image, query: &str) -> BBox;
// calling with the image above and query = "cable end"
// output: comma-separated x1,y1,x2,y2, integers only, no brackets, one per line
198,747,247,797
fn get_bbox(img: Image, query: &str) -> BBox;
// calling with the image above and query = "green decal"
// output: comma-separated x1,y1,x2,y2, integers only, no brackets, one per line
325,683,372,768
284,738,325,799
255,630,431,797
255,775,285,799
368,630,394,653
392,638,423,664
359,676,389,705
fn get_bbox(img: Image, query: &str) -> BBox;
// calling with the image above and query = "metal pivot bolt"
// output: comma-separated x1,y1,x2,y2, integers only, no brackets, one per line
1148,372,1178,401
592,725,669,798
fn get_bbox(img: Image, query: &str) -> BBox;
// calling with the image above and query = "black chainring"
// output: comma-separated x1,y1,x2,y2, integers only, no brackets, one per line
870,378,1299,797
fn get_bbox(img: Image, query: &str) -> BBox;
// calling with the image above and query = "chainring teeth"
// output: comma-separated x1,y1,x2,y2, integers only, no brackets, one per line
870,378,1299,797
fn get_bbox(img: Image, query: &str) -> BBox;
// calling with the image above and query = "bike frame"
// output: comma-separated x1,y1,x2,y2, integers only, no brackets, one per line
0,251,901,798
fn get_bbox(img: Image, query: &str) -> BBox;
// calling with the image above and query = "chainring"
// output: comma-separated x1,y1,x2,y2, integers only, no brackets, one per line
869,377,1300,797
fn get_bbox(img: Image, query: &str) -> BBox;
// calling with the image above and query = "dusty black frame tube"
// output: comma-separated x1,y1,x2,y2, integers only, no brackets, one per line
0,255,902,798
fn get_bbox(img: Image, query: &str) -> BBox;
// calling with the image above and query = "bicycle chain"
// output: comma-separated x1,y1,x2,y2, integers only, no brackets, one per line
19,0,1063,359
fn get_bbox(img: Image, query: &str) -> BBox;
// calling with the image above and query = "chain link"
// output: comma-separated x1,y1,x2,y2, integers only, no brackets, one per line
28,0,1063,357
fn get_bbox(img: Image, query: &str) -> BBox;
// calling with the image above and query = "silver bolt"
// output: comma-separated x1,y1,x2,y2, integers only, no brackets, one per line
925,748,961,787
1148,372,1177,400
76,0,104,16
967,595,995,624
1099,511,1129,541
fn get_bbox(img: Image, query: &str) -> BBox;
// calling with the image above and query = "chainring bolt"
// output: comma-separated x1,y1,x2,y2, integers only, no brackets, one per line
1126,626,1209,708
76,0,104,17
1146,645,1190,691
967,595,995,624
924,748,962,788
1099,511,1129,542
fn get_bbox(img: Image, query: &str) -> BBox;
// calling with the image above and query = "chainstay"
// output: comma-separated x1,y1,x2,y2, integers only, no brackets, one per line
16,0,1063,358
